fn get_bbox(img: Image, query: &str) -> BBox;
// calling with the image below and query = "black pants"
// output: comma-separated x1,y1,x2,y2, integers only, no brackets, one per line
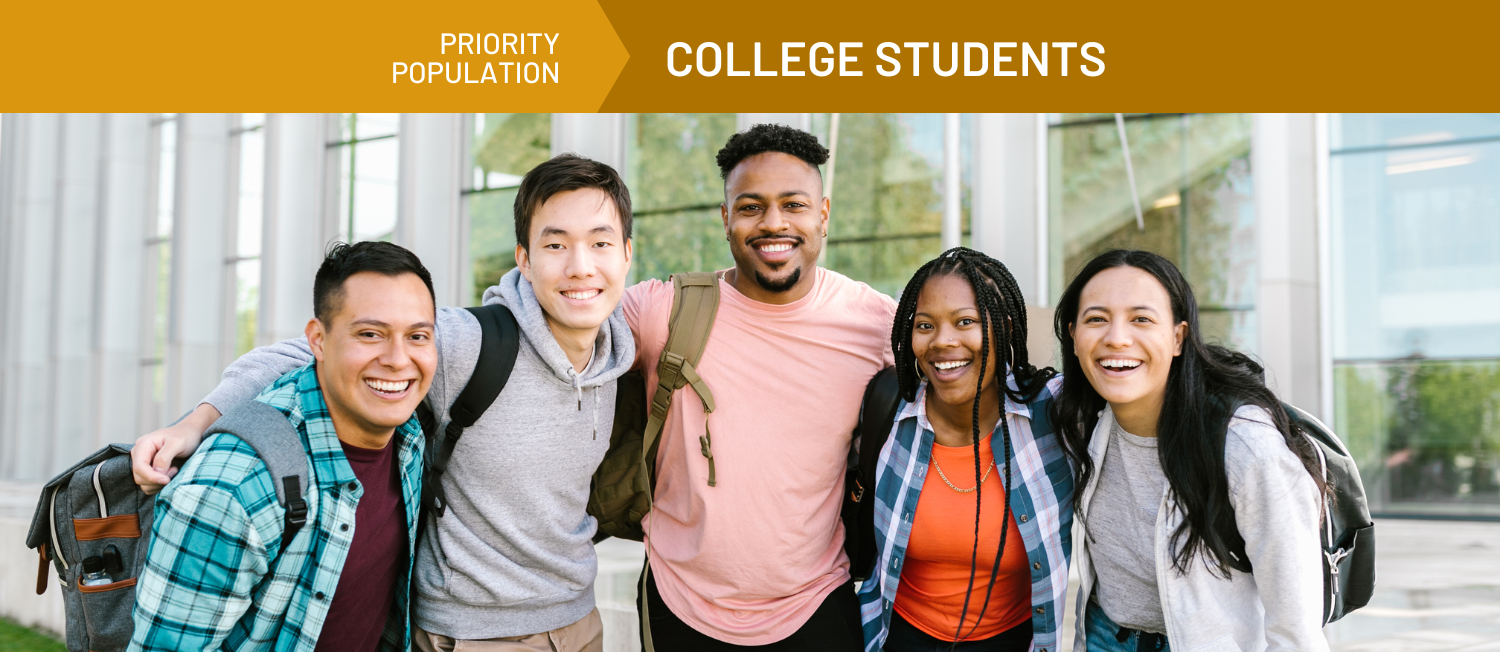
638,567,863,652
883,611,1032,652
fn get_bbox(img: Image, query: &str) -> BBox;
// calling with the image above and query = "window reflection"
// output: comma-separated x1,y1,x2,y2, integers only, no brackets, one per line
818,113,968,298
1337,360,1500,516
333,113,399,243
467,113,551,303
627,113,738,283
1332,113,1500,517
232,113,264,357
1048,113,1255,351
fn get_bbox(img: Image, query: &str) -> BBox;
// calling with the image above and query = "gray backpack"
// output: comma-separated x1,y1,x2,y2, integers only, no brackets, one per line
25,401,310,652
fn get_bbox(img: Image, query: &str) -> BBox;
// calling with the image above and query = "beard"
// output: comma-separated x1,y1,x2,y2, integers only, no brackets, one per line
754,266,802,293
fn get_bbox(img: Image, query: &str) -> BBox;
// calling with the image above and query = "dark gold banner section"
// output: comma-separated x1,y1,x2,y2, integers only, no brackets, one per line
596,0,1500,112
3,0,1497,110
2,0,627,112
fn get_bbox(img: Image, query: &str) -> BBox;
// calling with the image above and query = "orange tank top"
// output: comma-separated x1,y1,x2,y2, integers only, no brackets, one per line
893,433,1031,641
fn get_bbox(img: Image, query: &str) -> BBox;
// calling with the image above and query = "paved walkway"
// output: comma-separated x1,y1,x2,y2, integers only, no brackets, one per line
1325,518,1500,651
6,479,1498,651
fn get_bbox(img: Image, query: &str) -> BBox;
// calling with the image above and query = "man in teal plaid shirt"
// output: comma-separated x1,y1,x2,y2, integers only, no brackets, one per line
130,242,437,652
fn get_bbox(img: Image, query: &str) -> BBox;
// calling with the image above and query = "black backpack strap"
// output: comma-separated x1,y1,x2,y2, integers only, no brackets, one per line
420,303,520,517
845,366,901,580
204,401,310,553
857,367,903,498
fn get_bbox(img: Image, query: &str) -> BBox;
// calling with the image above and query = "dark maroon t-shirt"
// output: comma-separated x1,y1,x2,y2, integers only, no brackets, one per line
315,437,406,652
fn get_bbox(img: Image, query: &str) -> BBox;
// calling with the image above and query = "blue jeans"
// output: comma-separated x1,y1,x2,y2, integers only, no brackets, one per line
1084,601,1170,652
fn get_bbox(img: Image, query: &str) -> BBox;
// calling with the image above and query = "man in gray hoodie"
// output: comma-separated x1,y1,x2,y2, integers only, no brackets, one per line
131,154,636,652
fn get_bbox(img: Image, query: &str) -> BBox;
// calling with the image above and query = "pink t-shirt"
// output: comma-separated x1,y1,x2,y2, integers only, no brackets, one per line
624,267,896,645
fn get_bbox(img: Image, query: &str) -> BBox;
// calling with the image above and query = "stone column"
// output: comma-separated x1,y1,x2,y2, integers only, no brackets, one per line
164,114,232,419
93,114,153,449
50,114,104,466
259,114,329,346
971,113,1056,367
1253,113,1323,417
396,113,465,308
0,114,61,480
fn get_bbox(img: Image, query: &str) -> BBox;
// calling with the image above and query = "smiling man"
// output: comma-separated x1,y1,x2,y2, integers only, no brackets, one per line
131,155,636,652
624,124,897,651
131,241,436,651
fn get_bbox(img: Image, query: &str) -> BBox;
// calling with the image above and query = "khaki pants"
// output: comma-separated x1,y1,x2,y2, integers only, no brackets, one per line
413,609,604,652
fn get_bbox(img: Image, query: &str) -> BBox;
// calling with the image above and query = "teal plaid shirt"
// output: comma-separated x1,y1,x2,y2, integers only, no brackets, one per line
857,375,1074,652
130,364,425,652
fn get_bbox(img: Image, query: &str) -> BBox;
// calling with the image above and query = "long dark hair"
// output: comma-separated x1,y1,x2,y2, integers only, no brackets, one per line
1051,249,1327,577
891,247,1055,642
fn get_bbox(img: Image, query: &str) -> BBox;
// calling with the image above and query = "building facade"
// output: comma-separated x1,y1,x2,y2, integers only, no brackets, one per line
1,112,1497,520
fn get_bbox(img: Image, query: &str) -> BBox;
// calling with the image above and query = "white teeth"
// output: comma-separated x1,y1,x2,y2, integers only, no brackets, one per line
758,243,793,253
365,379,411,393
1101,359,1141,369
933,360,971,370
563,290,599,300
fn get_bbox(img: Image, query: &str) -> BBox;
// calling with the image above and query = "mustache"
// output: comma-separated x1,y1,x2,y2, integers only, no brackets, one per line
745,234,805,246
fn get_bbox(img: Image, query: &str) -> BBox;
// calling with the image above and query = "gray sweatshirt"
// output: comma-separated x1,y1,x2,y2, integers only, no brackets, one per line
1072,404,1328,652
200,268,635,639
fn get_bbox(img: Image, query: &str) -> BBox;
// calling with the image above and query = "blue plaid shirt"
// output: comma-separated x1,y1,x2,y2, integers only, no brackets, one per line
857,375,1074,652
130,364,425,652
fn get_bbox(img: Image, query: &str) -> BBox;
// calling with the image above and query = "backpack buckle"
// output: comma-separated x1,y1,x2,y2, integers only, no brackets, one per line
283,477,308,528
850,479,865,503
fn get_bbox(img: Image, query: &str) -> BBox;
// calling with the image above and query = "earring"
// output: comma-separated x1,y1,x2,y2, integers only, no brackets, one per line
913,359,926,382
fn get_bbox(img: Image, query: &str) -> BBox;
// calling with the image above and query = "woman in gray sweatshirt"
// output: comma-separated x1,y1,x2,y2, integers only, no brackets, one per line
1050,250,1330,652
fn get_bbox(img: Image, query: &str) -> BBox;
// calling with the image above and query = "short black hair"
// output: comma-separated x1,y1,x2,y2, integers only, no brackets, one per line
715,124,829,180
313,241,435,323
513,154,633,252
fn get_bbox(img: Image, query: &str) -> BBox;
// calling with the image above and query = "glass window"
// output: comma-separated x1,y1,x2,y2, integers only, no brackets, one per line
467,113,551,303
331,113,399,242
623,113,970,296
818,113,969,297
627,113,738,282
1332,113,1500,151
1047,113,1256,351
1331,113,1500,517
230,114,264,357
142,113,176,429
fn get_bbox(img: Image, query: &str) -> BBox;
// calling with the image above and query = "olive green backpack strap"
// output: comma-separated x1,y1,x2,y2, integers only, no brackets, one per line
644,271,722,487
640,271,720,652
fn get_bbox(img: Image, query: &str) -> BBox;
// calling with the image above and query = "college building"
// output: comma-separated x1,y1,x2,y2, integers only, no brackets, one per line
1,113,1495,524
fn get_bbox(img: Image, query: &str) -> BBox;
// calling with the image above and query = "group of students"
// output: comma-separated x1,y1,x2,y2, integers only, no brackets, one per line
123,124,1329,652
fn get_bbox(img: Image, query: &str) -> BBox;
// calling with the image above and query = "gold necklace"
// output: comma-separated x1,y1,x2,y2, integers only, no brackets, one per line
934,458,995,493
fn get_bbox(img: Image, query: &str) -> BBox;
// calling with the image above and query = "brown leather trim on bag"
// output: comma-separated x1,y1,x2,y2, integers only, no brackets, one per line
73,514,141,540
36,544,48,595
78,577,136,594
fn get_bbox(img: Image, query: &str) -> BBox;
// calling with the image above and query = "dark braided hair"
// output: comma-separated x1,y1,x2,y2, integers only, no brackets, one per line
891,247,1056,644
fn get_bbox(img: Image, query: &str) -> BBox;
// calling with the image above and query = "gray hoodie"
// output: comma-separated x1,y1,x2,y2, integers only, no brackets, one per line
200,268,635,638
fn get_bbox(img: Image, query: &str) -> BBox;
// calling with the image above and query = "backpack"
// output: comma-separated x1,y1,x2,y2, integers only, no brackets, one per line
24,401,310,652
1223,401,1377,625
842,366,900,582
404,275,719,652
408,275,721,542
415,303,521,520
589,272,720,541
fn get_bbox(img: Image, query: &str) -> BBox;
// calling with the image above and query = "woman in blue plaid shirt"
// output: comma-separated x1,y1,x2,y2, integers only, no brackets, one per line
857,248,1075,652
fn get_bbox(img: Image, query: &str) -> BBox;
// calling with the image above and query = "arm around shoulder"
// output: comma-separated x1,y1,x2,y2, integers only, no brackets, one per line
131,338,313,493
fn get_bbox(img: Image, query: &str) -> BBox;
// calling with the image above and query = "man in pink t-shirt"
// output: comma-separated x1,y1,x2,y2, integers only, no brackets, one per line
625,124,896,651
